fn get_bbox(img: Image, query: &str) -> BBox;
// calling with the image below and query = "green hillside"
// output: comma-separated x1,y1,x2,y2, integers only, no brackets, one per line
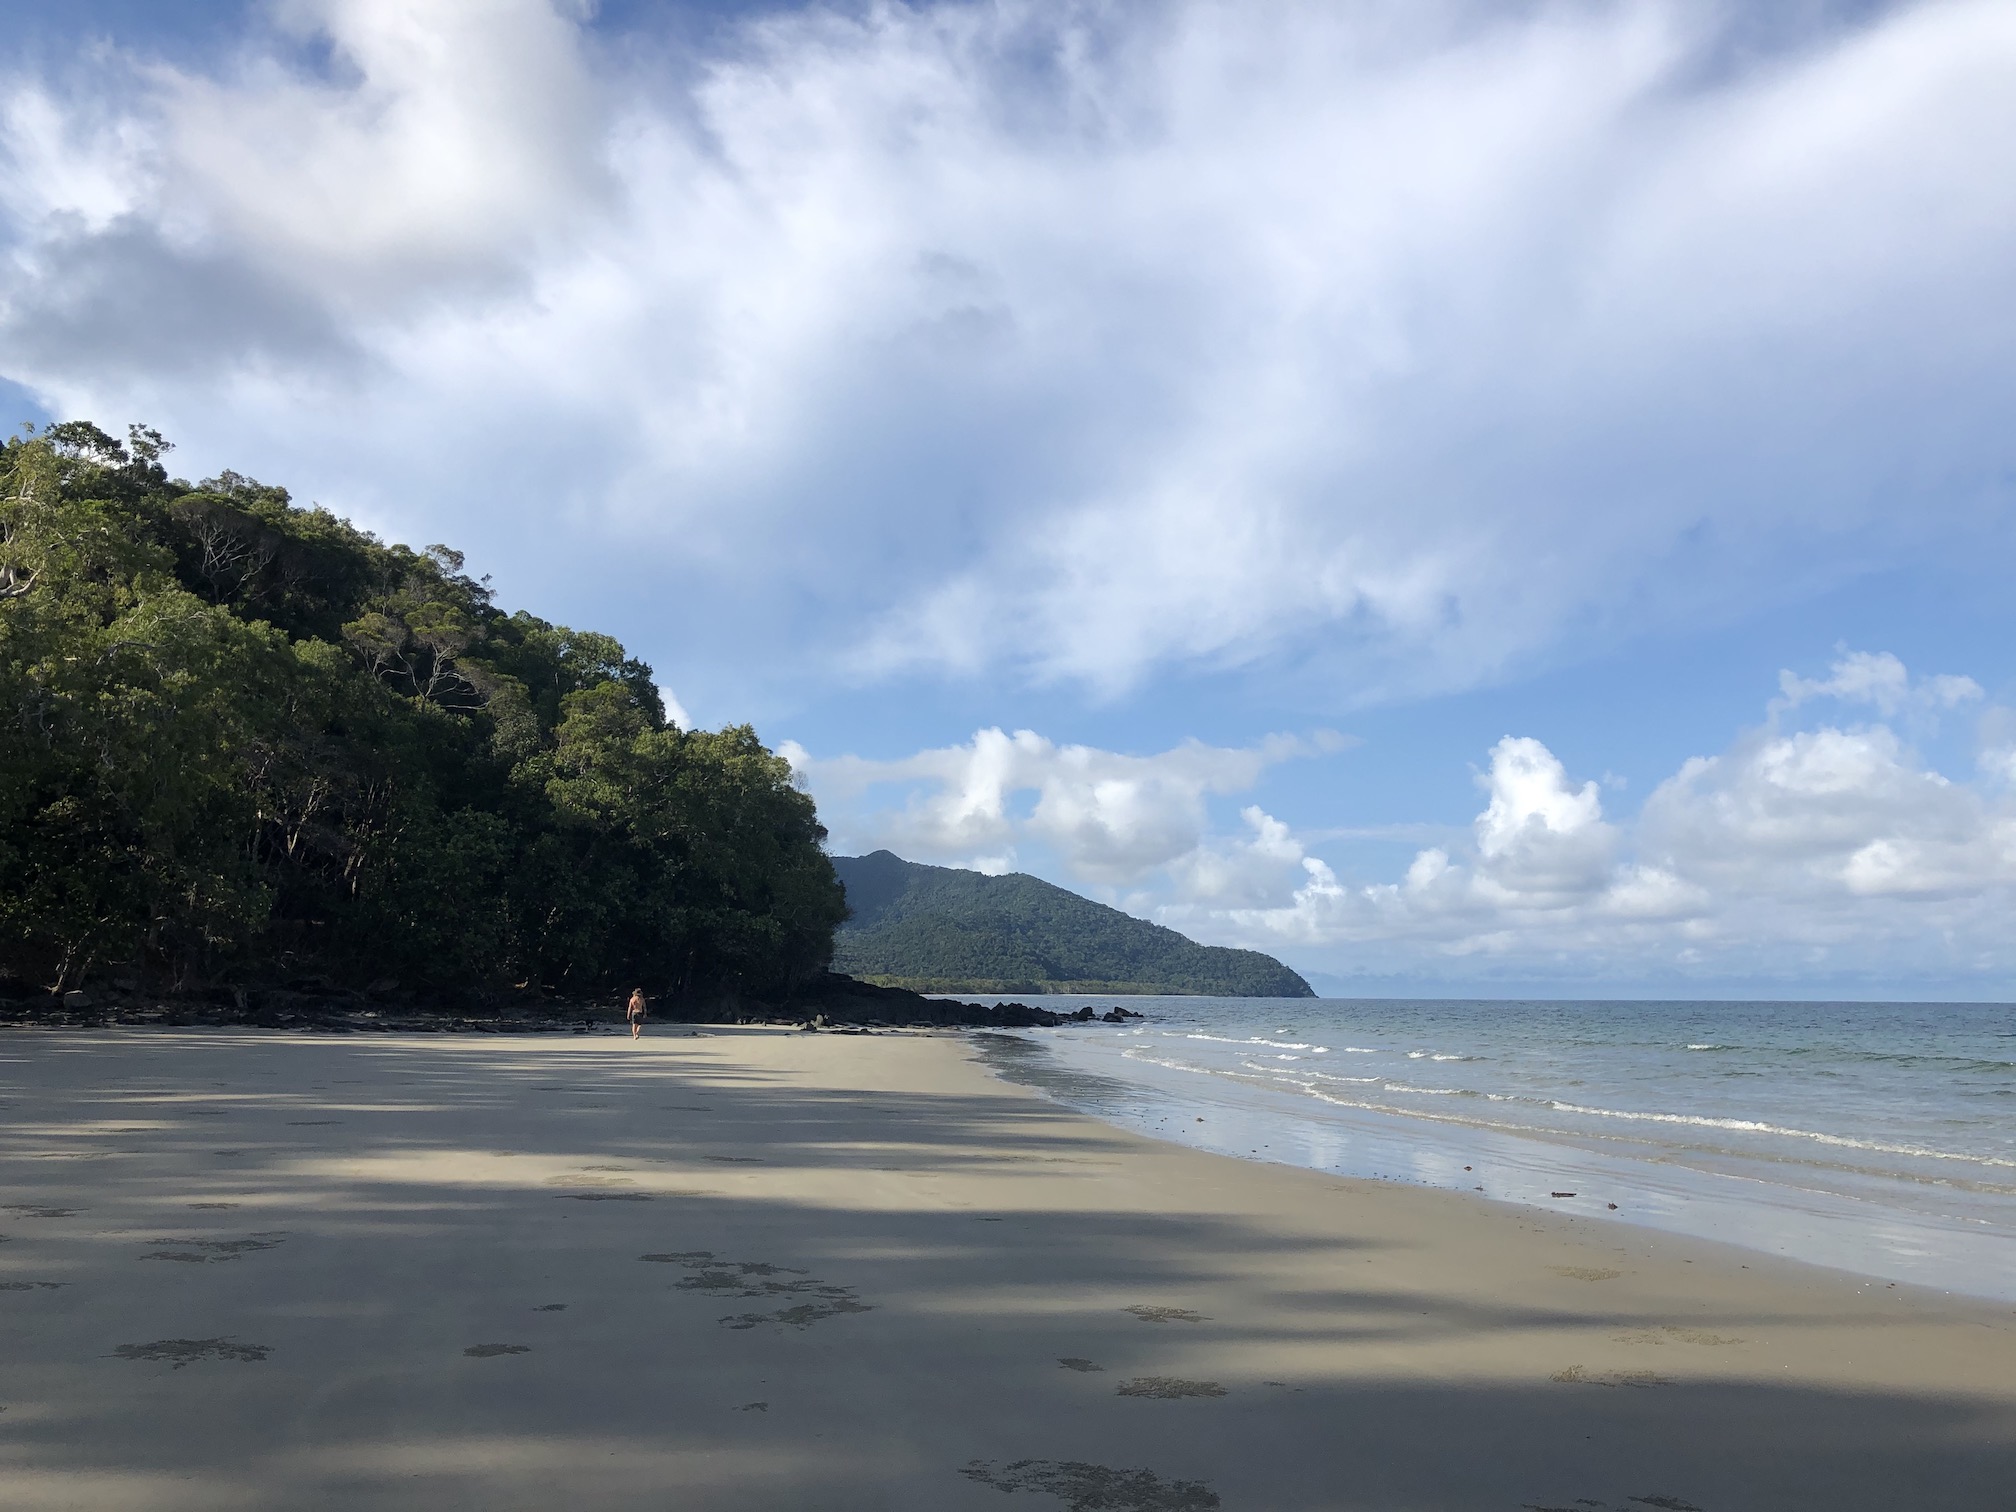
831,851,1314,997
0,423,843,1001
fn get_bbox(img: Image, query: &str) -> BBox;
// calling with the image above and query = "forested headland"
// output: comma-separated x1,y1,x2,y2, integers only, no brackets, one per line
832,850,1315,997
0,423,847,1010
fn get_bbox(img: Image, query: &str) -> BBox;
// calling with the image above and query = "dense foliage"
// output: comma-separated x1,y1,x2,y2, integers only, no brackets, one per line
830,851,1314,997
0,423,845,999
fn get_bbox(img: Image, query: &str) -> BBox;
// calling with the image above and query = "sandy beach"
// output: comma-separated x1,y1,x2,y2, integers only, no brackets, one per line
2,1026,2012,1511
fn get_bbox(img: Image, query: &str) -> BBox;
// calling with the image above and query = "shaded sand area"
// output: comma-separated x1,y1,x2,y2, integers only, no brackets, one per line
2,1028,2013,1511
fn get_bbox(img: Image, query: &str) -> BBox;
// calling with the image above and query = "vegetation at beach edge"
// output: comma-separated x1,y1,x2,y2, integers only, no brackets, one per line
0,422,846,1005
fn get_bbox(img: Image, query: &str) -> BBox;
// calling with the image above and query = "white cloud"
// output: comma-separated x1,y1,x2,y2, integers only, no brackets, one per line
793,727,1324,881
166,0,609,291
802,651,2016,988
1196,733,1695,951
3,2,2014,707
1776,648,1982,719
1640,726,2016,903
1471,736,1618,904
1205,653,2016,980
657,681,692,731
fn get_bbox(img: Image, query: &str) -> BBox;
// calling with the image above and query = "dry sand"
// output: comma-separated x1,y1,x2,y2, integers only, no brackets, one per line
1,1025,2011,1511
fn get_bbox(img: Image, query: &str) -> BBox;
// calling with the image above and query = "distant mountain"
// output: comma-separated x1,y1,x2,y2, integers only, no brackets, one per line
830,851,1314,997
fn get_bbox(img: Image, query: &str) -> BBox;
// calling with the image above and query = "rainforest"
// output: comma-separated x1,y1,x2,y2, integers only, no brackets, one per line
0,423,846,1003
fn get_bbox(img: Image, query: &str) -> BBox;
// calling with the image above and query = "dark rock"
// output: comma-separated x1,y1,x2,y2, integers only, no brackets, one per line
0,970,1128,1035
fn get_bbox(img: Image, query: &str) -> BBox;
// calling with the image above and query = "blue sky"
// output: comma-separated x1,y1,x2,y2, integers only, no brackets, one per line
5,0,2015,995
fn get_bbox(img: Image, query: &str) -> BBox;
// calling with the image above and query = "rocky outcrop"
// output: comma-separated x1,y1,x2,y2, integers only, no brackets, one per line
0,970,1148,1034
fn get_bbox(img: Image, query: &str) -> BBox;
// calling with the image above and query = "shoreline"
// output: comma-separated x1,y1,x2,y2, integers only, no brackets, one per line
979,1026,2016,1305
3,1026,2012,1509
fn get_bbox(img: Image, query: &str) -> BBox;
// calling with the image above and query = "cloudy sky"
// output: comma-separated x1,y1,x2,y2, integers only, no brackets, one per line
6,0,2015,995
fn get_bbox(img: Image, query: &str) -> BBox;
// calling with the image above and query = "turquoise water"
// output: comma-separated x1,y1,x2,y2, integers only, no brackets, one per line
965,997,2016,1301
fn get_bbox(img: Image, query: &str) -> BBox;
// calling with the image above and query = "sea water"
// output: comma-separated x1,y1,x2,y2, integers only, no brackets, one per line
961,997,2016,1302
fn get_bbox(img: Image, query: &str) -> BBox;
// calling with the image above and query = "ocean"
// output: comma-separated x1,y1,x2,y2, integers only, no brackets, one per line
962,996,2016,1302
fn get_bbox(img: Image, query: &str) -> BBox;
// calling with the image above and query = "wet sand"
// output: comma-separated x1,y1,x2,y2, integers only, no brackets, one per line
1,1026,2012,1511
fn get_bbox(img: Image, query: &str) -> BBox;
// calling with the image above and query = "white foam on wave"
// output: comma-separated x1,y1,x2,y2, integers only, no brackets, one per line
1139,1052,2010,1175
1546,1100,2015,1169
1120,1049,1213,1075
1012,1001,2016,1303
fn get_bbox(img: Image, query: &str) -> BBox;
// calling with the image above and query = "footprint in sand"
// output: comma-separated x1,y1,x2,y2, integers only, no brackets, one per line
1612,1325,1744,1347
1550,1365,1675,1388
961,1458,1219,1511
1123,1305,1209,1324
643,1251,873,1330
721,1299,871,1329
113,1338,269,1369
1116,1377,1228,1399
1549,1266,1624,1282
138,1234,286,1263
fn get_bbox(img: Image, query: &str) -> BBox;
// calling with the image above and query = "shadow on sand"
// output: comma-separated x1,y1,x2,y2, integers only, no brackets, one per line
0,1028,2010,1511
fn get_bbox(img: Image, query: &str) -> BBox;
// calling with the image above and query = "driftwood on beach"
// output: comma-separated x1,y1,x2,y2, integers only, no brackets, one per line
0,970,1142,1033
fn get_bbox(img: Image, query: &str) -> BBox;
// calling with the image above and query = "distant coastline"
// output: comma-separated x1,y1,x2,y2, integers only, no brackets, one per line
832,850,1314,998
863,975,1245,996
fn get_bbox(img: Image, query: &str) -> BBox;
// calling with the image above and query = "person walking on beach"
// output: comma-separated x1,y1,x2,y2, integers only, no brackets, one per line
626,988,647,1040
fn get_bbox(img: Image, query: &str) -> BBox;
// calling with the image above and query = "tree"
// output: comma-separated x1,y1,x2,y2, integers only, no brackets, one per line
0,424,844,1002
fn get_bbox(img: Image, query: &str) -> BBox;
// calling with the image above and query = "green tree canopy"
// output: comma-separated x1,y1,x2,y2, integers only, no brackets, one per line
0,422,844,999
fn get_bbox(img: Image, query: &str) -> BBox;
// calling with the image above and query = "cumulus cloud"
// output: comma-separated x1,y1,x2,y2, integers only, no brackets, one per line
3,2,2014,708
1641,727,2015,903
801,652,2016,986
1193,734,1699,954
789,726,1332,880
1200,652,2016,980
